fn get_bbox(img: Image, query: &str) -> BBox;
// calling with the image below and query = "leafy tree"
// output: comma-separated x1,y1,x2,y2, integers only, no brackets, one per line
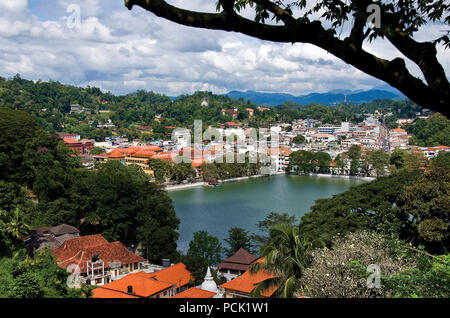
348,145,361,175
405,113,450,146
390,148,407,169
251,224,312,298
10,272,43,298
300,231,423,298
299,169,422,247
292,135,306,145
89,146,104,155
125,0,449,114
187,231,223,266
400,164,449,253
368,150,390,176
224,227,255,256
251,212,298,247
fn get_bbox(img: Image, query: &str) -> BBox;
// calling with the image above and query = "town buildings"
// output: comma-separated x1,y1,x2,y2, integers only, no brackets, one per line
52,234,144,286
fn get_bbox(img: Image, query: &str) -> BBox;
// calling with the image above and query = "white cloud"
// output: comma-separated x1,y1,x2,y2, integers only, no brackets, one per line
0,0,447,98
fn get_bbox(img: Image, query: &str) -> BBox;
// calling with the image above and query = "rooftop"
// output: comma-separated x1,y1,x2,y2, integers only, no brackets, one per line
172,287,216,299
216,248,258,272
219,259,278,297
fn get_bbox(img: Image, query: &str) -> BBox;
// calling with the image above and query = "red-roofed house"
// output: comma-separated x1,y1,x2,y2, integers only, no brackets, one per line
217,248,259,280
92,272,173,298
92,262,194,298
52,234,144,286
172,287,216,299
220,259,278,298
62,137,94,155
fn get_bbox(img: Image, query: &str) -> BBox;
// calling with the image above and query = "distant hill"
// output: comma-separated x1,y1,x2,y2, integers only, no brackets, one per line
226,88,405,106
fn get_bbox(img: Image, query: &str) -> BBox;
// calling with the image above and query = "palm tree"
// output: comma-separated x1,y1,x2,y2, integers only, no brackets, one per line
250,224,312,298
0,207,31,240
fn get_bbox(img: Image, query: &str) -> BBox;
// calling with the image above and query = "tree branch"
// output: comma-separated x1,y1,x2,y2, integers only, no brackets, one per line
124,0,449,116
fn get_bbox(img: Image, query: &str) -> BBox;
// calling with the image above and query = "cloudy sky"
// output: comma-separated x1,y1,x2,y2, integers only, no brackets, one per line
0,0,448,96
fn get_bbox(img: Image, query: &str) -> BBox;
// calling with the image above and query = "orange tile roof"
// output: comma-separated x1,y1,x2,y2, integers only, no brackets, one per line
63,137,79,144
92,272,173,298
131,150,157,158
152,152,174,162
220,259,278,297
108,148,126,158
52,234,144,273
172,287,215,298
141,145,163,152
148,263,194,288
92,287,139,298
392,128,407,133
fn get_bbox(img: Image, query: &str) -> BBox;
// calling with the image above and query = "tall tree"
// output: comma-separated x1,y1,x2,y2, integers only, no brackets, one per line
251,212,298,247
250,224,312,298
125,0,450,115
187,231,223,266
224,227,255,256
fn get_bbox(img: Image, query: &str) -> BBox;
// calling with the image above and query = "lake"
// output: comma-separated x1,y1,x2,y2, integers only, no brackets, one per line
169,175,368,252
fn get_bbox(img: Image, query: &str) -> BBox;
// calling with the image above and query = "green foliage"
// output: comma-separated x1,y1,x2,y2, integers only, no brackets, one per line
405,113,450,146
288,150,331,174
299,168,422,247
224,227,255,256
383,254,450,298
201,156,261,180
187,231,223,266
1,248,87,298
251,212,298,247
300,231,429,298
292,134,306,144
10,272,43,298
89,146,104,155
390,148,407,169
368,150,390,176
251,224,312,298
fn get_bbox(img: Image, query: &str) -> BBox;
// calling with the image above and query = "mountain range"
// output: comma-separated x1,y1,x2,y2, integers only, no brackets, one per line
225,85,406,106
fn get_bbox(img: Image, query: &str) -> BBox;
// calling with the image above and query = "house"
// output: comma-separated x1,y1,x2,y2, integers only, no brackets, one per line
25,224,80,251
57,133,80,141
92,262,194,298
62,137,94,155
222,108,238,119
216,248,258,281
220,259,278,298
70,104,83,114
52,234,144,286
246,108,254,117
92,272,173,298
94,146,166,175
147,262,194,294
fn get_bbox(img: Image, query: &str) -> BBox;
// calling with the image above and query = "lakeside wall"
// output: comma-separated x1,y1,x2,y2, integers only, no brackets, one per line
165,172,375,191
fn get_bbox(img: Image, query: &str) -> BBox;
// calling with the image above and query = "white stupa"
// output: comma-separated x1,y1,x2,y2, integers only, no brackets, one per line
200,267,218,293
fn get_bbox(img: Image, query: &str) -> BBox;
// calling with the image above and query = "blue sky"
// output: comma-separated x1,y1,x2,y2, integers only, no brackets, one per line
0,0,448,96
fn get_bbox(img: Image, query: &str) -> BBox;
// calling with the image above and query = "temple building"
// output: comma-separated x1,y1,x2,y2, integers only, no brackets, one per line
216,248,259,281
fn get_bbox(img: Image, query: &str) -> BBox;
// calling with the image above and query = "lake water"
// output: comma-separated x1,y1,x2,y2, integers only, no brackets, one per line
169,175,368,252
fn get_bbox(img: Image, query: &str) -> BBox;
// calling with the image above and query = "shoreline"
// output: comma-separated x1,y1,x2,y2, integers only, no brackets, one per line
164,172,374,191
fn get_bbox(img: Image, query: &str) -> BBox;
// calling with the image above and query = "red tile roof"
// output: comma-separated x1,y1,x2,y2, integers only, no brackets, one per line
147,263,194,288
92,287,139,298
63,137,79,144
92,272,173,298
52,234,144,273
172,287,215,298
217,248,259,272
219,259,278,297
